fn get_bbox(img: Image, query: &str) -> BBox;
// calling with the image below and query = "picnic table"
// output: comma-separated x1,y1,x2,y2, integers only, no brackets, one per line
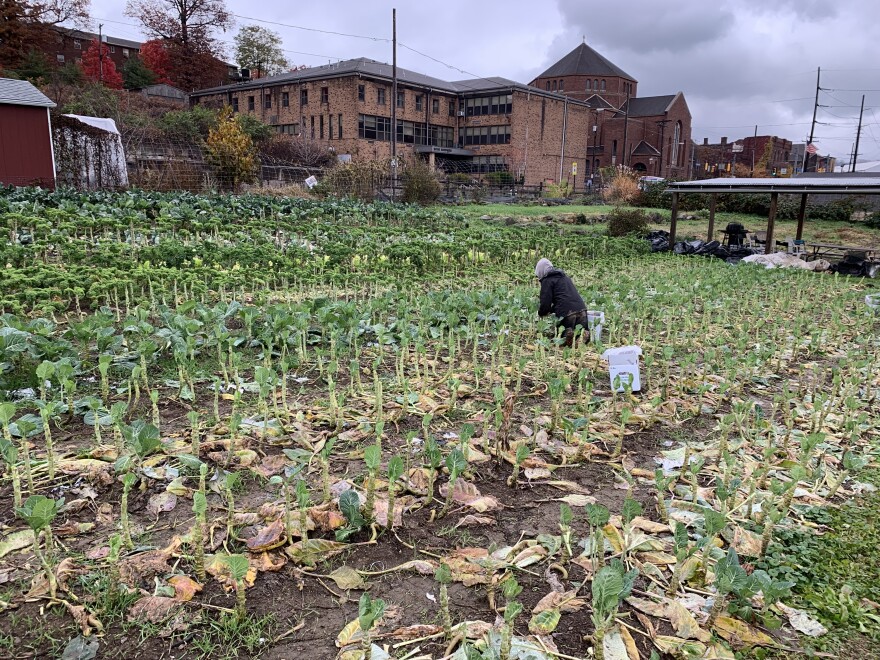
806,243,879,262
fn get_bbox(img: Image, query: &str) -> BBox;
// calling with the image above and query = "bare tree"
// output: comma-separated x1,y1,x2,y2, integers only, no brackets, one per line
125,0,232,46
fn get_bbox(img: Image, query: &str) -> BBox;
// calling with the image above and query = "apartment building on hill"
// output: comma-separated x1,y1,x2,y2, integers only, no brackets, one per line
189,42,693,185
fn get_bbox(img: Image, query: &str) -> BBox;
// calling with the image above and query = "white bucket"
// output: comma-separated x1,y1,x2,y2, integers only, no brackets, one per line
586,310,605,343
601,345,643,392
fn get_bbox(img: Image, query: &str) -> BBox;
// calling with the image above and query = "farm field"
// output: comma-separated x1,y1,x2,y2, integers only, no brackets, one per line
0,187,879,660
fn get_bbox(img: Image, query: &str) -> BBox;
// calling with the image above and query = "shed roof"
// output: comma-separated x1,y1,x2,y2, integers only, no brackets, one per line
667,176,880,194
0,78,56,108
535,43,636,81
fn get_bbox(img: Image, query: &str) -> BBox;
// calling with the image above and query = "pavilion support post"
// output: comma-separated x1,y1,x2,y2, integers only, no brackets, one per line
796,193,808,241
765,192,779,255
707,193,717,241
669,192,679,251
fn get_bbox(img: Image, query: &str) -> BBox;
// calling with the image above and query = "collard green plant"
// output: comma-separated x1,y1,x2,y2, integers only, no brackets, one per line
16,494,63,598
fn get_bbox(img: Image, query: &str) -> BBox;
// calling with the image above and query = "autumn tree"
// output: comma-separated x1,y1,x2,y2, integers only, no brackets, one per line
233,25,288,77
138,38,171,84
0,0,91,69
81,38,123,89
205,107,257,190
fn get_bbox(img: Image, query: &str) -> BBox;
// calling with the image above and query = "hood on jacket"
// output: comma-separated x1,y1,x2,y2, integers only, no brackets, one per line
535,258,554,280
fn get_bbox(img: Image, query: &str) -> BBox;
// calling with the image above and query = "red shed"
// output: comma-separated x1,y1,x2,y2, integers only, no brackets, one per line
0,78,56,188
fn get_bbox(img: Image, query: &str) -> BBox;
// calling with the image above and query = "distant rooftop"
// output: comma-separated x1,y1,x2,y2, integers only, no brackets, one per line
622,95,677,117
534,43,636,82
190,57,579,102
53,27,141,50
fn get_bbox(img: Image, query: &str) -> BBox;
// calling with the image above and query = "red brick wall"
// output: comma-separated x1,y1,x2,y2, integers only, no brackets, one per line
531,74,635,107
51,33,139,70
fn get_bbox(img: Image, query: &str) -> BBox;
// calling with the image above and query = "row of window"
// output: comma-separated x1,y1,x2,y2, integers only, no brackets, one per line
305,114,344,140
546,79,566,92
357,114,456,147
462,125,511,146
464,95,513,117
470,156,508,173
70,39,131,57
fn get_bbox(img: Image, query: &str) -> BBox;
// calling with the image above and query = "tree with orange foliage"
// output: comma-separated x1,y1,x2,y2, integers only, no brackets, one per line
81,39,123,89
138,38,171,84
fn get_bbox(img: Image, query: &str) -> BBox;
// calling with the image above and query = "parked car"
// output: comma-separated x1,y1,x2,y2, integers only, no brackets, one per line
638,176,665,190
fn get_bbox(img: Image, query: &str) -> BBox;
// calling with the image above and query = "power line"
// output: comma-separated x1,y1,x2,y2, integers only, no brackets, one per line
230,13,390,42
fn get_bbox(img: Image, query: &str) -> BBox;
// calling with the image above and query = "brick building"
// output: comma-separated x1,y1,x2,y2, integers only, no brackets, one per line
50,28,141,69
189,41,692,184
533,43,692,179
695,135,796,177
191,58,598,185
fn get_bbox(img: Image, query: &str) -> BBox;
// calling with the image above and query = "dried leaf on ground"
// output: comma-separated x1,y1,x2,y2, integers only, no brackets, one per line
63,601,104,636
245,519,286,552
128,596,182,624
652,635,707,657
0,529,34,558
285,539,348,567
147,492,178,517
168,575,202,602
603,626,639,660
385,624,442,640
712,615,777,648
728,525,763,557
248,551,287,572
533,590,586,614
455,514,495,529
118,550,170,586
328,566,366,590
440,480,501,513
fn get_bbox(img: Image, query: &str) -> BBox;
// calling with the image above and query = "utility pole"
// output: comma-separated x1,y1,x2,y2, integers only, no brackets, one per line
621,89,630,167
391,8,398,201
98,23,104,83
852,94,865,173
656,119,670,177
750,124,757,175
803,66,820,173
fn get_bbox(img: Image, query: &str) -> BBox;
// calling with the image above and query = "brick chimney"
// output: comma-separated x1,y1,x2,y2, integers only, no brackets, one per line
720,137,727,146
703,137,709,145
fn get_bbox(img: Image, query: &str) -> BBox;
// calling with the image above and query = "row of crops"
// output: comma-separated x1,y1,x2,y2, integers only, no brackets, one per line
0,186,878,659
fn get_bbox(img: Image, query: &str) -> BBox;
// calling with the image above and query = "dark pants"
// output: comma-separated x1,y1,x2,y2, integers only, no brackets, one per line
558,310,589,347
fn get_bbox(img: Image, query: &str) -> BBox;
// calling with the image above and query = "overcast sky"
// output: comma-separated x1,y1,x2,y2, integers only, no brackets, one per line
87,0,880,164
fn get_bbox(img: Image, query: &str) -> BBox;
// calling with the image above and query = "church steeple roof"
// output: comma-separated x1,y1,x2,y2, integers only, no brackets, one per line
536,43,636,82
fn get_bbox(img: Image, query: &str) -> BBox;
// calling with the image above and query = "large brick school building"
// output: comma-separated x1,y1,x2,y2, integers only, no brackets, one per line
189,42,692,186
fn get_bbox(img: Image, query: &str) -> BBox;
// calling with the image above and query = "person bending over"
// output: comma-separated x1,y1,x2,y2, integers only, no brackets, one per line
535,258,589,347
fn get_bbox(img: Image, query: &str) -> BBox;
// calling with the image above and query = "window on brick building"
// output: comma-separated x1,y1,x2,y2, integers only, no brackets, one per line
415,95,423,111
232,97,238,112
671,121,682,166
338,114,343,138
432,98,440,113
321,87,329,104
464,95,512,117
448,100,455,116
612,139,618,156
310,116,315,138
377,87,386,105
397,90,405,108
593,79,598,90
358,84,365,101
320,115,324,139
123,48,129,57
462,125,511,145
329,114,334,139
546,81,550,91
552,80,557,91
265,95,271,109
282,92,289,107
248,96,255,111
559,80,564,92
358,114,392,140
301,89,308,105
57,54,65,63
74,39,81,49
600,79,606,91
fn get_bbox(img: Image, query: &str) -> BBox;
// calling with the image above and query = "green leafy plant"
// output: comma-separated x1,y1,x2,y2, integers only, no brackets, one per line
336,489,366,542
385,455,404,528
590,559,637,660
358,592,386,660
441,448,466,518
435,562,453,640
222,554,251,620
708,547,748,625
363,444,380,522
16,495,64,598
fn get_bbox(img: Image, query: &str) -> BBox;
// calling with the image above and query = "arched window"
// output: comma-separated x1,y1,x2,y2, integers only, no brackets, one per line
593,79,598,90
671,121,682,166
559,79,564,92
546,81,550,91
552,80,557,91
600,79,606,92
